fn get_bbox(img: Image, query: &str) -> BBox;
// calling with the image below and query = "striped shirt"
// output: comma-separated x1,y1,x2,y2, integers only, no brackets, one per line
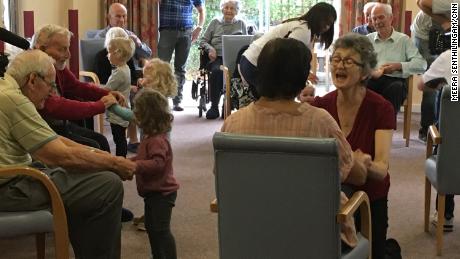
159,0,203,30
0,74,57,183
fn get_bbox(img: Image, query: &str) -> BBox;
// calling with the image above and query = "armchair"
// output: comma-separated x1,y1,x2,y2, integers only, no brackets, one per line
79,38,105,134
0,167,69,258
424,86,460,255
221,35,254,119
212,132,372,258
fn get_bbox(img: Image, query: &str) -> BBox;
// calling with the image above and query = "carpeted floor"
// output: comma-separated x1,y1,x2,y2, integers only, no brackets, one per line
1,102,459,259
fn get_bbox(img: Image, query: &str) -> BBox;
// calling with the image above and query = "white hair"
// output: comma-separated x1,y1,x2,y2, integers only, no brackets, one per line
104,26,129,48
376,3,392,15
107,37,135,63
220,0,241,12
363,2,377,13
6,49,55,87
31,24,73,49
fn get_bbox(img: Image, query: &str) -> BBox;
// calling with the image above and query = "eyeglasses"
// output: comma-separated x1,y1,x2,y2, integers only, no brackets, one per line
36,73,57,90
330,56,364,68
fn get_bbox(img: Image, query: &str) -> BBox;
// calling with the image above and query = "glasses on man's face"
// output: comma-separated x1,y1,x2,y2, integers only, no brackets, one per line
36,73,57,90
330,56,364,68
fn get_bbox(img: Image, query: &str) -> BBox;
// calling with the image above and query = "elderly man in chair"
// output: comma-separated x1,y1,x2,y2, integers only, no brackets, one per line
96,2,152,66
33,24,136,222
366,3,427,118
0,49,137,259
32,24,123,152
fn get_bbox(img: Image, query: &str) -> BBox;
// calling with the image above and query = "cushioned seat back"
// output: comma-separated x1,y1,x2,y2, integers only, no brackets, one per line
213,132,341,259
80,39,105,73
222,35,253,76
436,86,460,194
85,29,103,39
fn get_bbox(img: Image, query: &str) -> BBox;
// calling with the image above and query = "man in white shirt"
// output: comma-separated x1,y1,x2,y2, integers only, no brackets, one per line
367,3,427,117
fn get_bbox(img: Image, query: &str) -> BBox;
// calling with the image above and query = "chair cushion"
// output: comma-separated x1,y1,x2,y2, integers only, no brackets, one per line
341,233,369,259
0,210,54,238
425,155,438,190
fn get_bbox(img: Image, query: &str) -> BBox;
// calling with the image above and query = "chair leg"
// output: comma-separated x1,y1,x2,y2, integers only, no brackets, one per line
403,107,410,147
424,177,431,232
436,194,446,256
36,233,46,259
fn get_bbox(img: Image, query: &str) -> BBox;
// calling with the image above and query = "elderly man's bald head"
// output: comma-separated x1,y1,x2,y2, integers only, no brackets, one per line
108,3,128,28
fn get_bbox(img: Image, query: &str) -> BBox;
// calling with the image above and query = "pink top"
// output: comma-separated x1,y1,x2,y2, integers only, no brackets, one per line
131,133,179,197
221,101,353,180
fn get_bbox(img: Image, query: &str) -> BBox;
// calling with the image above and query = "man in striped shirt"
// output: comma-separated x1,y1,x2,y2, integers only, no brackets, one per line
0,49,136,259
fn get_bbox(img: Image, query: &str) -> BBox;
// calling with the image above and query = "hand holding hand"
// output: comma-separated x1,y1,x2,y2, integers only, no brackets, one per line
101,94,117,108
354,149,372,168
381,63,402,74
110,91,127,107
114,157,136,181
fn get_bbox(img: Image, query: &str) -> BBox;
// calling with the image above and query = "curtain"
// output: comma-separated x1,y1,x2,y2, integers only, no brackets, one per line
103,0,159,56
8,0,17,33
339,0,402,36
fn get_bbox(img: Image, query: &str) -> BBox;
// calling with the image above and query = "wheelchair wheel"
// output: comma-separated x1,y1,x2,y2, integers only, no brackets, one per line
198,95,207,117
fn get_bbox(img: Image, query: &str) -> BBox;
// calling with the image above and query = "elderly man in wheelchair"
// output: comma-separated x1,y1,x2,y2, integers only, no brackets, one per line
199,0,247,119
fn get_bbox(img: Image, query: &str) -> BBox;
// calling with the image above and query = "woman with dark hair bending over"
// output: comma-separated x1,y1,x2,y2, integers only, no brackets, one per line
239,2,336,89
223,37,373,250
301,33,395,259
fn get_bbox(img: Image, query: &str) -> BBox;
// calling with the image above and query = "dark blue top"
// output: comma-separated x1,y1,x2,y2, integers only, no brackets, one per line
159,0,203,29
351,24,375,35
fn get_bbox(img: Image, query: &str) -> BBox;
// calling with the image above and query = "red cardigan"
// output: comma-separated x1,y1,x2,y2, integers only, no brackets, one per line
40,67,108,120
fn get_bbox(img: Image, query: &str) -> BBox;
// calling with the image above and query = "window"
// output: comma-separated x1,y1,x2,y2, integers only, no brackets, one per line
2,0,9,30
187,0,338,73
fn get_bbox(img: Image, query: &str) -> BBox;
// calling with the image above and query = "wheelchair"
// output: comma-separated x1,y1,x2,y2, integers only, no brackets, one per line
191,46,210,117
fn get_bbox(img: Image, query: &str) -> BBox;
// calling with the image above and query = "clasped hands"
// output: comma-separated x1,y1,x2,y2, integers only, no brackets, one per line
371,63,402,79
101,91,128,108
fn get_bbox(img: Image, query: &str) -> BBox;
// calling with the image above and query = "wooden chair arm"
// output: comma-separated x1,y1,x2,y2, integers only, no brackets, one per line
78,71,105,134
337,191,372,241
79,71,101,85
220,65,231,119
426,125,442,158
210,198,218,213
0,167,70,258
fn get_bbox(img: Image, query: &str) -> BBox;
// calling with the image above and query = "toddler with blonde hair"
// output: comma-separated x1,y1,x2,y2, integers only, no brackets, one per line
139,58,177,99
104,36,135,157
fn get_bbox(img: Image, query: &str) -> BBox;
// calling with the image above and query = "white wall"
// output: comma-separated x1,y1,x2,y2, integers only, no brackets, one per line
17,0,102,39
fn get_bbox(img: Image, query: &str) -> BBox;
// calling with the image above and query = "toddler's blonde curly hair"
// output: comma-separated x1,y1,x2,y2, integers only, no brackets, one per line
141,58,178,98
